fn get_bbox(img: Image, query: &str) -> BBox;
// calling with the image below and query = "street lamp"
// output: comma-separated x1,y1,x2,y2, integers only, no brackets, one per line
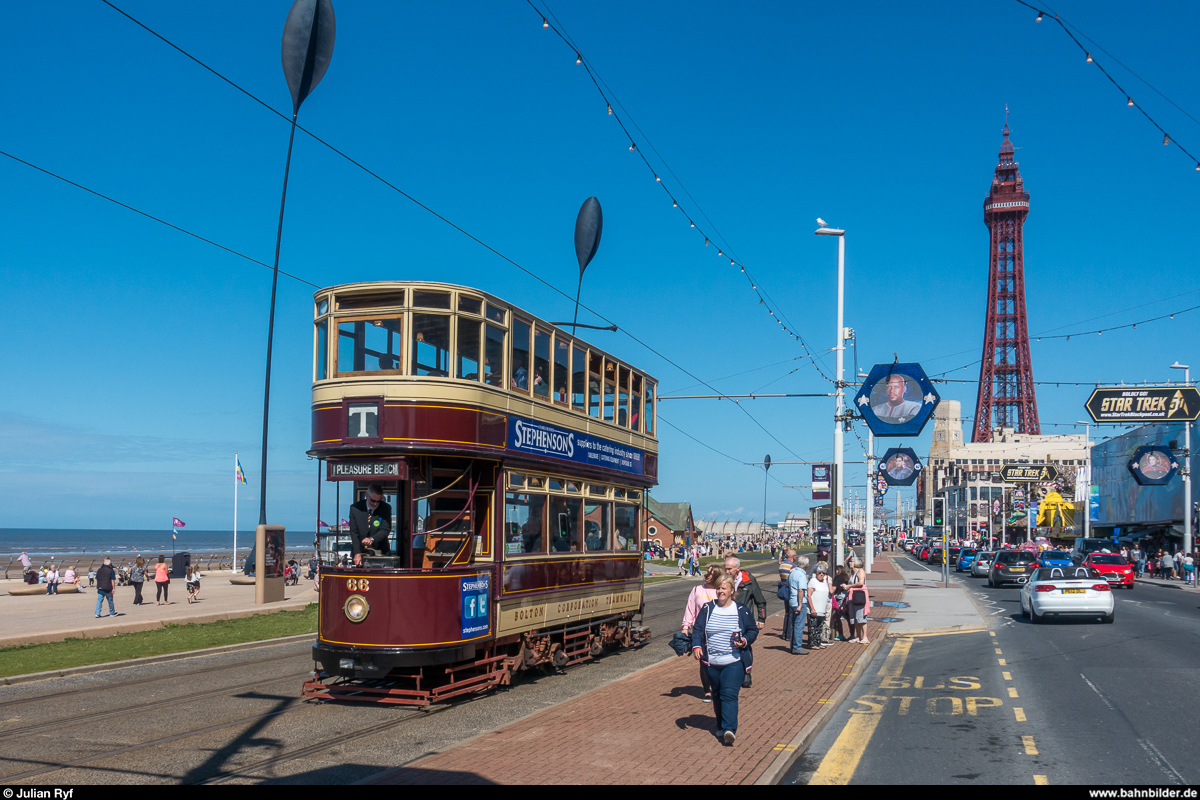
1171,362,1192,555
816,222,846,569
858,370,876,573
1076,420,1092,541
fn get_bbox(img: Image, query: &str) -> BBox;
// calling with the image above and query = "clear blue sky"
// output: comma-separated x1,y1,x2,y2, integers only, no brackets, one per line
3,1,1197,533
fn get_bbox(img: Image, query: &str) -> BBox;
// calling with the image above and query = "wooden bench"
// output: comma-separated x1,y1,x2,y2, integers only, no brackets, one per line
9,583,83,596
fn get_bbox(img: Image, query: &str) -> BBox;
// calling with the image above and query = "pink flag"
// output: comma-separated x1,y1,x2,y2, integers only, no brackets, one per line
318,520,330,528
172,517,186,528
340,518,349,526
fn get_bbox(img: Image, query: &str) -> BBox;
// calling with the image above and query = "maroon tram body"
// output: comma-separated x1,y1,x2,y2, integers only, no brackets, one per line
302,282,658,705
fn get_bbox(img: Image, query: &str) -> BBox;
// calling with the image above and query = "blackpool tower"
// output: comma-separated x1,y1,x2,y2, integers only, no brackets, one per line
972,124,1040,443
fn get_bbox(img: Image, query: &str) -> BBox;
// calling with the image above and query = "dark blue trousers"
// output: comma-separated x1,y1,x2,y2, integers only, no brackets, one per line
706,660,746,735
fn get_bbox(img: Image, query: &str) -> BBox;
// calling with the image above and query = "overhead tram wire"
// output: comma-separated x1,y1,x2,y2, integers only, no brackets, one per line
98,1,819,462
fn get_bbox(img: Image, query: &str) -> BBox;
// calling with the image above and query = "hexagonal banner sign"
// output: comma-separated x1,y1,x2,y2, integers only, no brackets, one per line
1127,445,1179,486
854,363,940,437
878,447,923,486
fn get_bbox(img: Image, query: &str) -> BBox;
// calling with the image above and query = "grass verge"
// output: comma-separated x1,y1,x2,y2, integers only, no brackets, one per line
0,603,318,678
644,576,680,585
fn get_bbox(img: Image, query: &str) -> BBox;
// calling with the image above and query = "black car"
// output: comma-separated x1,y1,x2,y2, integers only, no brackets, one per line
989,550,1038,587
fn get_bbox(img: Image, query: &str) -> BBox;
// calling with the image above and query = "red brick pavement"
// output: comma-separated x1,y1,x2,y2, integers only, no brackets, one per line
372,581,903,786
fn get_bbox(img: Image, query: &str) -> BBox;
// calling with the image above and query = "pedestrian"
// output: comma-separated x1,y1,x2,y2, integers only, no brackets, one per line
186,567,202,603
724,555,767,687
682,564,725,703
830,564,851,642
846,557,871,644
153,554,172,605
807,563,831,649
778,549,797,642
94,557,119,618
1182,552,1195,586
19,551,36,585
788,556,810,654
130,556,147,605
1161,550,1175,581
676,545,687,577
45,564,60,595
690,575,759,746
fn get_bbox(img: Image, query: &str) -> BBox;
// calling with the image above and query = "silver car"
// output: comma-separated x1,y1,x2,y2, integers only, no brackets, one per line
1019,566,1115,624
972,551,996,578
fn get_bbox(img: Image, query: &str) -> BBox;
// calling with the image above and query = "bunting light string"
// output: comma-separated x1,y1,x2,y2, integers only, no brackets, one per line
1013,0,1200,171
527,0,833,376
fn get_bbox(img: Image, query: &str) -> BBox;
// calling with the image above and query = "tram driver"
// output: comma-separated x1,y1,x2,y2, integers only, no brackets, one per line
349,484,393,566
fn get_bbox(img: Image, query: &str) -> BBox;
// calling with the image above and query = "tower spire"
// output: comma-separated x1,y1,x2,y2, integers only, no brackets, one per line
973,124,1040,442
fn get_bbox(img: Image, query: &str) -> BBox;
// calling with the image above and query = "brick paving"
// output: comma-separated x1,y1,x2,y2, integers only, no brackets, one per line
372,568,903,785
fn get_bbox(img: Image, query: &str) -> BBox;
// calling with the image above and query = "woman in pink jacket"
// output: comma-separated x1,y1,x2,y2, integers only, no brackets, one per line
682,564,726,702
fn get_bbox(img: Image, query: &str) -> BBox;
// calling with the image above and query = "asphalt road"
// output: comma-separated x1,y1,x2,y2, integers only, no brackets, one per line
0,555,782,785
788,552,1200,785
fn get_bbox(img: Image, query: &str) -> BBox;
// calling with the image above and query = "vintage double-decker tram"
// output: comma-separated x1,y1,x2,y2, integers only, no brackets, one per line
301,281,659,705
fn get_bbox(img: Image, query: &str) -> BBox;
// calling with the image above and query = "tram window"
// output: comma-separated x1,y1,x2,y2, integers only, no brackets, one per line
584,501,611,551
617,366,630,427
484,324,505,387
630,374,642,431
549,496,583,552
337,291,405,311
527,475,544,489
317,298,329,316
315,320,328,381
571,346,586,412
548,479,564,492
508,472,526,489
511,319,531,392
336,318,402,374
588,353,602,418
456,318,482,381
615,503,639,551
645,383,655,436
533,328,551,400
553,337,570,405
603,366,615,423
505,493,546,555
485,303,505,324
458,295,482,315
411,314,451,377
413,290,451,309
587,484,607,497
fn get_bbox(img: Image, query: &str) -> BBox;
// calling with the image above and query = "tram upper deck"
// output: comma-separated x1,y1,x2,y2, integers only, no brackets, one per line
310,281,658,485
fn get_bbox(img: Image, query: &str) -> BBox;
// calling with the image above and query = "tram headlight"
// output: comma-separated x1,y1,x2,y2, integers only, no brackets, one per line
343,594,370,623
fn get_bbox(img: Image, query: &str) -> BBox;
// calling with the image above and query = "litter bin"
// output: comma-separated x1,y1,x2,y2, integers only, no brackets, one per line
171,552,191,580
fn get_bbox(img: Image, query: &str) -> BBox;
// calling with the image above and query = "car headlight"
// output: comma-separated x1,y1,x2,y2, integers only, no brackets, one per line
344,594,370,623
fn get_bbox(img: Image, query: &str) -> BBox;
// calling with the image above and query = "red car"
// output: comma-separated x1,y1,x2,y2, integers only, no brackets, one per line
1083,552,1135,588
917,544,933,561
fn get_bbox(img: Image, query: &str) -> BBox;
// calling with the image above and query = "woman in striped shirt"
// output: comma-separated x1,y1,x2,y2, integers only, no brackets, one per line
690,576,759,746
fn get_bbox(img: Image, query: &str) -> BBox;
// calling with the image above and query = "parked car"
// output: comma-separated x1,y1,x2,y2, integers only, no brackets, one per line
973,551,996,578
1020,565,1115,623
989,549,1038,587
1083,552,1136,589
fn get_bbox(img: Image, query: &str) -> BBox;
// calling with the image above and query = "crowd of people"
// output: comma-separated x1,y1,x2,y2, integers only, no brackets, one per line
16,551,202,616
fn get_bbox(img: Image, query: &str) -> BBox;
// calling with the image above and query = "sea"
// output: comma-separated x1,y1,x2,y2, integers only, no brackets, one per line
0,528,288,560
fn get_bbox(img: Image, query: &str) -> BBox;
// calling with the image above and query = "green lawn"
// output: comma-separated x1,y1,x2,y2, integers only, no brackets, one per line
644,575,680,585
0,603,318,679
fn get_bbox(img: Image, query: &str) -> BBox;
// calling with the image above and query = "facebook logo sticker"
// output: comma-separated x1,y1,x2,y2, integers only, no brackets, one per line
460,574,490,639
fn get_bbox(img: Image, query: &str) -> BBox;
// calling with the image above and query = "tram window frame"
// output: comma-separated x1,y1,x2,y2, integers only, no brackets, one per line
548,495,583,553
645,382,656,436
336,291,406,311
315,319,328,381
553,335,570,405
335,316,405,377
485,303,506,324
484,323,505,388
411,313,452,377
614,502,639,551
533,327,551,401
603,360,616,423
508,472,526,489
571,345,586,412
511,318,531,394
584,500,612,551
456,316,482,382
413,290,451,310
588,353,603,418
617,366,630,428
504,493,547,556
630,374,643,432
457,295,483,315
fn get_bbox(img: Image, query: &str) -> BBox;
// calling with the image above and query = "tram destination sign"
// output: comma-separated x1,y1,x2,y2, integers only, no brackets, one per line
1085,386,1200,423
327,460,409,481
1000,464,1059,483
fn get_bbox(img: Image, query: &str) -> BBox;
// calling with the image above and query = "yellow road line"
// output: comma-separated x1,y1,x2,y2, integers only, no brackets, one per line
1034,775,1049,785
1022,735,1038,755
1014,707,1027,722
995,648,1003,654
811,638,913,785
989,631,996,637
1008,687,1020,698
901,628,988,638
998,658,1007,666
1003,671,1013,680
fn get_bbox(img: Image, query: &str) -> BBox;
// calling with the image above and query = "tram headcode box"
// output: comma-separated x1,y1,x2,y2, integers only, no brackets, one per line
461,574,491,639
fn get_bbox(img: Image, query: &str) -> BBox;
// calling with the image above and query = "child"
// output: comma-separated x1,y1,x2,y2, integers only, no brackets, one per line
185,567,201,603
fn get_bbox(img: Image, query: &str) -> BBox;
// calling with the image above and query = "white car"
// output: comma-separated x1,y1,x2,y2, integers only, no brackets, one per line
1019,566,1115,624
972,551,996,578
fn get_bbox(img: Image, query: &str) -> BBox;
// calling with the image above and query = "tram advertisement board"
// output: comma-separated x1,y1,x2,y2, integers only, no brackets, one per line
508,416,644,476
812,464,831,500
460,573,490,639
1085,386,1200,423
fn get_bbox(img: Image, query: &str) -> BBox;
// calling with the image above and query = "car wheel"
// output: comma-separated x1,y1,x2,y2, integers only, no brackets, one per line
1030,605,1041,624
1102,610,1115,624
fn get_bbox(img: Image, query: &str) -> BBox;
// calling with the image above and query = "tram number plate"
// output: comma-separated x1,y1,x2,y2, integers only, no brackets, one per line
346,578,370,592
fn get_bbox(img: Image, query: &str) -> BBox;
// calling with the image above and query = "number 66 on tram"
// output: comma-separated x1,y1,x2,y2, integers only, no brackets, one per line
301,281,659,705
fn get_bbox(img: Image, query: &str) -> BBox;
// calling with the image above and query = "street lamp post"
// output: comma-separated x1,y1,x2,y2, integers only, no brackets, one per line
1171,362,1192,555
865,428,875,573
816,222,846,569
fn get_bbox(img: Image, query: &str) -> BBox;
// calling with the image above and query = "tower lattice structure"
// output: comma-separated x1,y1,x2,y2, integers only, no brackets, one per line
973,124,1040,443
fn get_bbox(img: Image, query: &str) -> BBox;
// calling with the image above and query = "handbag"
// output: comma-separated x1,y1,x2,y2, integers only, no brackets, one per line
668,631,692,657
776,581,789,601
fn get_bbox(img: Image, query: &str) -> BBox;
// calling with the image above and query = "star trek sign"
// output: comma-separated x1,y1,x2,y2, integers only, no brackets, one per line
854,363,940,437
1085,387,1200,423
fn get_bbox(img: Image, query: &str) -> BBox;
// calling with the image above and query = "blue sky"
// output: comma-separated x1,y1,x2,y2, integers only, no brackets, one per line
3,1,1197,533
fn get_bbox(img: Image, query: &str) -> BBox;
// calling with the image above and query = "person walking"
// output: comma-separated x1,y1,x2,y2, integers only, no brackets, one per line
129,557,147,605
807,563,831,649
153,555,172,605
682,564,725,703
1161,550,1175,581
846,557,871,644
725,556,767,687
788,556,810,654
676,545,687,577
94,557,119,618
690,575,759,746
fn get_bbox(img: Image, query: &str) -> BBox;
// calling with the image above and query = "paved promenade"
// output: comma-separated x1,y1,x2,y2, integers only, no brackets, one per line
368,555,945,786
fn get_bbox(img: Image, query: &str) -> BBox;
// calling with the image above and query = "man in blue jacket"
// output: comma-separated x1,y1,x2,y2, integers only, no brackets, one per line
788,555,810,654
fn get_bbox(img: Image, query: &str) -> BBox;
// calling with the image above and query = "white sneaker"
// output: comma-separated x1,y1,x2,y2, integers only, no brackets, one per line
724,730,736,745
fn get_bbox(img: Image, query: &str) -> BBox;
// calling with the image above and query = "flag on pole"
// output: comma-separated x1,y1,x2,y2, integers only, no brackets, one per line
172,517,185,540
340,518,349,527
236,456,248,485
318,520,330,528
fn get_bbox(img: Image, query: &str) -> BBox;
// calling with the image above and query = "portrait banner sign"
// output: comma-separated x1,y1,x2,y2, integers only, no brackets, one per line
878,447,922,486
508,416,644,476
1085,387,1200,423
854,363,940,437
812,464,831,500
1127,445,1180,486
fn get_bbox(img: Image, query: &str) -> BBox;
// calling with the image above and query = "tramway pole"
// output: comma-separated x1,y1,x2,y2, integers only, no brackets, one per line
816,223,846,569
258,0,335,527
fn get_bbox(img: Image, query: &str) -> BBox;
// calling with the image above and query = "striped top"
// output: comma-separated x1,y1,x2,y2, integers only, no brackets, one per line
778,560,794,583
705,603,741,666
